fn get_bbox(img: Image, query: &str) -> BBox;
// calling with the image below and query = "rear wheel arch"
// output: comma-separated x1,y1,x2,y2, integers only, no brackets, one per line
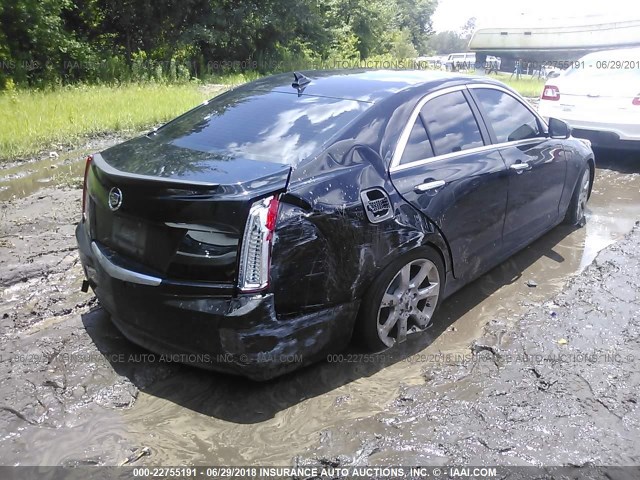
353,238,447,307
422,239,450,283
354,244,446,350
425,225,455,279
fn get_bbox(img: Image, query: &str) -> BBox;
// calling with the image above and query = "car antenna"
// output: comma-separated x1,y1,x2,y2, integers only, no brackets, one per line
292,72,310,96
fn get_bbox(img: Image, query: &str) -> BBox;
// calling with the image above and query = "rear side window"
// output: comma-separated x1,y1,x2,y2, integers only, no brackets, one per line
421,91,484,156
400,116,434,164
473,88,541,143
152,89,370,166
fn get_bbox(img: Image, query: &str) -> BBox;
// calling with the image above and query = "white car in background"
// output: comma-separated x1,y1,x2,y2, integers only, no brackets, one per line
442,53,501,72
538,47,640,150
442,52,476,71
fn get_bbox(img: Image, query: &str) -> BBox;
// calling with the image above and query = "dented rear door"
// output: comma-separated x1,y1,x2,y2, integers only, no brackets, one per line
389,88,509,282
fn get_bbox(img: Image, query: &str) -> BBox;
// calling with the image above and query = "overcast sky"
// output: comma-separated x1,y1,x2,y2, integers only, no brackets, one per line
432,0,640,32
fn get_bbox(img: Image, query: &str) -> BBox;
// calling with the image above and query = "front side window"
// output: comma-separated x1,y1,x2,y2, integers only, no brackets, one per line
473,88,541,143
421,91,484,156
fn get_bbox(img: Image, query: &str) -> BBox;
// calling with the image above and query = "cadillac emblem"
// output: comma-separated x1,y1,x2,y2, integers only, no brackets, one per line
108,187,123,211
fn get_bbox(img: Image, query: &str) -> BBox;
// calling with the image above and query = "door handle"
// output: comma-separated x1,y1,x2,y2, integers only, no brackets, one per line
414,180,446,192
510,162,530,171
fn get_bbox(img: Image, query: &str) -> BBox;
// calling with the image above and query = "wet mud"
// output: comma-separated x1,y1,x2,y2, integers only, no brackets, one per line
0,133,137,202
297,226,640,467
0,147,638,466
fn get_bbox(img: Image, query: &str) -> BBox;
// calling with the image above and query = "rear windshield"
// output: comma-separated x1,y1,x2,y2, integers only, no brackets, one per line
151,88,370,166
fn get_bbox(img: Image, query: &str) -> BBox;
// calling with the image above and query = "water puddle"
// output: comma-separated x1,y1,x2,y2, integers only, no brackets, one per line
0,154,86,202
0,134,134,202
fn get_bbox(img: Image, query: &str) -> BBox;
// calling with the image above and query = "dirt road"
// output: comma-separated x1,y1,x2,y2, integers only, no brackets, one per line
0,147,638,466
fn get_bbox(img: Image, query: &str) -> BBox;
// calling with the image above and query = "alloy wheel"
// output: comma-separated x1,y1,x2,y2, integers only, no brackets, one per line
376,258,440,347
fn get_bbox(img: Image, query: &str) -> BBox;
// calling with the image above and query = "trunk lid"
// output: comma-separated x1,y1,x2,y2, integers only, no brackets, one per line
86,139,290,286
554,68,640,112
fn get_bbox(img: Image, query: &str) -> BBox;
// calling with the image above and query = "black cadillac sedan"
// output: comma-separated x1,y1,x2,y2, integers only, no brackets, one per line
76,70,594,380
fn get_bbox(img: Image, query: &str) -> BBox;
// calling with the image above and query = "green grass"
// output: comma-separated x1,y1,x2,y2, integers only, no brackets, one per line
0,83,213,161
455,71,546,97
0,70,545,161
495,73,546,98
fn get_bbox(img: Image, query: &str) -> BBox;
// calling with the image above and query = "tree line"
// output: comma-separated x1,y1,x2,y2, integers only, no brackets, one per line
0,0,476,89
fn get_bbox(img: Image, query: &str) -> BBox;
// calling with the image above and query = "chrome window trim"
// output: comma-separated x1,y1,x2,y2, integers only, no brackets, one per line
391,144,493,172
390,83,549,173
390,85,470,170
390,137,548,173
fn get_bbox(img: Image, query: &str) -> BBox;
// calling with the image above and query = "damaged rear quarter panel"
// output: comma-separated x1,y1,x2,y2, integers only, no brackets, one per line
270,142,451,317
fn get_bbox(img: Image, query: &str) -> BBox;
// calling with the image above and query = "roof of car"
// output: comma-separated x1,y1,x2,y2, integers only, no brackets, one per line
245,69,495,103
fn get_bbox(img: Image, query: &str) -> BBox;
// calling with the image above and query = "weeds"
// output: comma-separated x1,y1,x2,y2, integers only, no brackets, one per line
0,83,214,161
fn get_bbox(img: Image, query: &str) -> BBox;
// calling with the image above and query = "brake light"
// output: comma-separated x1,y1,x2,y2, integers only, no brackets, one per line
633,94,640,106
265,197,279,237
82,155,93,221
238,196,280,292
542,85,560,101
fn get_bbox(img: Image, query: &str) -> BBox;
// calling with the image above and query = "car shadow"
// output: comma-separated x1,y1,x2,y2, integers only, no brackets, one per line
593,148,640,174
82,224,577,424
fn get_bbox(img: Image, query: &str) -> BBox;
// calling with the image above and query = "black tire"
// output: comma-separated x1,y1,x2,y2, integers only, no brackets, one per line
355,246,445,351
564,164,592,226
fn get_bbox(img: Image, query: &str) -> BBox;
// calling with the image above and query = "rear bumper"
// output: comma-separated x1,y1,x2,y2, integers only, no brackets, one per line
539,102,640,149
76,224,359,380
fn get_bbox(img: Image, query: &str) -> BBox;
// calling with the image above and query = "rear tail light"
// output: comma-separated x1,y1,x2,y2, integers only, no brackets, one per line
238,195,280,292
541,85,560,101
82,155,93,222
633,94,640,106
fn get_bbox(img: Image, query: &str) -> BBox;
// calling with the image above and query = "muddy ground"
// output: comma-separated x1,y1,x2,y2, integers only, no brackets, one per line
0,144,639,468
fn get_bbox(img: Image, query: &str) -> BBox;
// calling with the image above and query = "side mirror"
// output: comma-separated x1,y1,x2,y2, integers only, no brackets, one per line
548,118,571,139
547,71,560,78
